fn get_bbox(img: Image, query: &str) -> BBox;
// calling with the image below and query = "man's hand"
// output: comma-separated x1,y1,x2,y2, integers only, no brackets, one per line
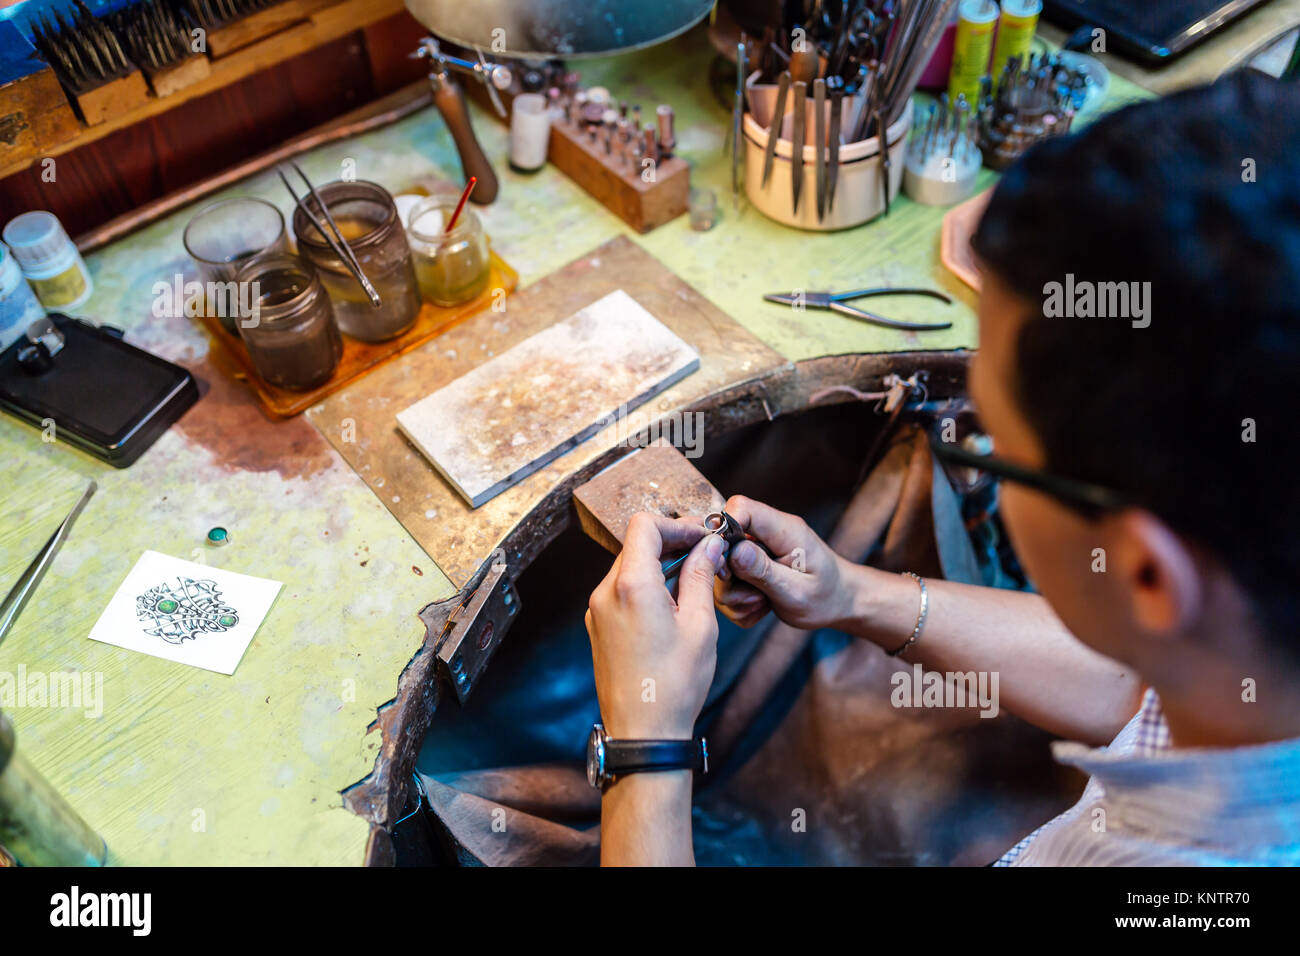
713,495,857,631
586,513,728,740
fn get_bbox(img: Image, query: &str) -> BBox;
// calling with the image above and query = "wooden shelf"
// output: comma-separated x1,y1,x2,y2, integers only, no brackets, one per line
0,0,407,180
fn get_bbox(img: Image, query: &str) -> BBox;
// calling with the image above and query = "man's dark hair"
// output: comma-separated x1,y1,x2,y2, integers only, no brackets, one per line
972,71,1299,647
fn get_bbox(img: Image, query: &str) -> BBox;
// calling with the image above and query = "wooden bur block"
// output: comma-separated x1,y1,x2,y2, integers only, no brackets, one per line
205,0,337,58
73,71,150,125
547,124,690,233
463,82,690,233
144,55,212,98
574,440,725,554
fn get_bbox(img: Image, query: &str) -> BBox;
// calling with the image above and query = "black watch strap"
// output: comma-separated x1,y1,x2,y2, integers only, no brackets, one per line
604,738,707,776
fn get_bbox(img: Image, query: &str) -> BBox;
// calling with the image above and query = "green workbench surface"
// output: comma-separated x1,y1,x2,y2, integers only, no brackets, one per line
0,28,1146,865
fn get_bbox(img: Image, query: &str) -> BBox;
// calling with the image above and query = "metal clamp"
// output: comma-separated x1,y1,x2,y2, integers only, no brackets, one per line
874,371,928,415
435,558,520,704
411,36,512,117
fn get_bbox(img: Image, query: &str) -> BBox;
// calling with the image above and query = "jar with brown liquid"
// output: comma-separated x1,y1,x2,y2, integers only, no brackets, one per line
234,253,342,390
291,181,421,343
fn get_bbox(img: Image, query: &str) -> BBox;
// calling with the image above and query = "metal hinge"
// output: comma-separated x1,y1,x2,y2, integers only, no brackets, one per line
435,557,520,704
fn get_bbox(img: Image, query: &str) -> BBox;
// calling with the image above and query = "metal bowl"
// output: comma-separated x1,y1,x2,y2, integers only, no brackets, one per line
403,0,714,57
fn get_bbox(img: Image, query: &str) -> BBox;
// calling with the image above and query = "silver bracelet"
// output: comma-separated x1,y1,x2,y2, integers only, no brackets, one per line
886,572,928,658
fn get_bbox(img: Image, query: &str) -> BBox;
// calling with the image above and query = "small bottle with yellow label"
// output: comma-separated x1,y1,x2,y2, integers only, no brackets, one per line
2,212,93,313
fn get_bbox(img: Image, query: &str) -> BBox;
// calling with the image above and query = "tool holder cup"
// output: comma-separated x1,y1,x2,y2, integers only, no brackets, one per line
743,81,912,231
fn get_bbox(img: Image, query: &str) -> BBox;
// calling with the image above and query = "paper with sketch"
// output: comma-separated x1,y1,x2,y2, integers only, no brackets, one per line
87,550,281,675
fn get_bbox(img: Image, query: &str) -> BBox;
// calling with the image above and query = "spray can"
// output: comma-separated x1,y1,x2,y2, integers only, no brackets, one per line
949,0,1000,104
991,0,1042,80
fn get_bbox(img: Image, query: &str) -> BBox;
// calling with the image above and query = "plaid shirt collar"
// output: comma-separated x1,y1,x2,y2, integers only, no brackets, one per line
1052,689,1300,857
999,689,1300,864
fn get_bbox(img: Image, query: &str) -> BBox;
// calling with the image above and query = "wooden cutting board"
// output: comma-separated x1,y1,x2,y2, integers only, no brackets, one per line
396,290,700,507
307,235,787,590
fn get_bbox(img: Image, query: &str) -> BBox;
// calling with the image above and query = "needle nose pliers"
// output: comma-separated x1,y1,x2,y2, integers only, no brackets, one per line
763,286,954,331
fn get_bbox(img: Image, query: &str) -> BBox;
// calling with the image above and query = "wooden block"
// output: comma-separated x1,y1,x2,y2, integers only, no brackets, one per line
0,67,80,167
0,87,37,167
465,83,690,233
395,288,701,508
145,55,212,98
205,0,339,58
546,124,690,233
574,440,725,554
74,71,150,126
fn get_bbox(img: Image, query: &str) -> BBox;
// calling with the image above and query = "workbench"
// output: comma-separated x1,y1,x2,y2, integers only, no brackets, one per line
0,26,1152,865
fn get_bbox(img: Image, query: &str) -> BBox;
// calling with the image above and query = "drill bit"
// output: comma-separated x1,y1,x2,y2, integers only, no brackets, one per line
109,0,194,72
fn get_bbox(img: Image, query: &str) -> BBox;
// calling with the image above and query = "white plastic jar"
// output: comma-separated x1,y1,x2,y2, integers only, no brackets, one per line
2,211,93,312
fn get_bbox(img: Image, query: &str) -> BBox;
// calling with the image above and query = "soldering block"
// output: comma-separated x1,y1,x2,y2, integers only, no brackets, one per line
396,289,700,508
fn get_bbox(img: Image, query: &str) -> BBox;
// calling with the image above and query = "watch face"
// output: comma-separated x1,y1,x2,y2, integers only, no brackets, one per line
586,725,605,789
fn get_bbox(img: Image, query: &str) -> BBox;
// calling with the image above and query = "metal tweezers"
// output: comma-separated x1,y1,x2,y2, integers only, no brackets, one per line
277,161,382,307
763,286,953,332
0,481,96,648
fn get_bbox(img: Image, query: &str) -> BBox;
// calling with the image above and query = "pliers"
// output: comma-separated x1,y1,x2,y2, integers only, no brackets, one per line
763,286,953,332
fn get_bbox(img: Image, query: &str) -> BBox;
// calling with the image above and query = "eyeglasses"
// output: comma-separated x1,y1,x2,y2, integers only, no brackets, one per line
928,431,1135,518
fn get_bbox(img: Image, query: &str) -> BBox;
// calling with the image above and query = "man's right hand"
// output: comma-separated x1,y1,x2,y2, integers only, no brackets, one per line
713,495,859,631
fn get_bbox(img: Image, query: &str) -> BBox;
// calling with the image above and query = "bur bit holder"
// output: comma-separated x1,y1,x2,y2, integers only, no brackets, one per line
412,38,513,205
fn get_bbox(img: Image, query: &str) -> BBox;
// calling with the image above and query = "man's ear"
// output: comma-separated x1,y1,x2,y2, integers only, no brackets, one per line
1108,510,1204,636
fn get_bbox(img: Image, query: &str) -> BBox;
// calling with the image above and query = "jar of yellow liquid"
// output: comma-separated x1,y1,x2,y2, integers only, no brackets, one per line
406,196,491,309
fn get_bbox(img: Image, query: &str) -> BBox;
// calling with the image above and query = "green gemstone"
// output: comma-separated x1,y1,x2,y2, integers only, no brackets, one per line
156,599,178,613
206,527,229,546
218,615,236,628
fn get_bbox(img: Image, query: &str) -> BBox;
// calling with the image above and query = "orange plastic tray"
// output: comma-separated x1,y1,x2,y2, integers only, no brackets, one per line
196,250,518,418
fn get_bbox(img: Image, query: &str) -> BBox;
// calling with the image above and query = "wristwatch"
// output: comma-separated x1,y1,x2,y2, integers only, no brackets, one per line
586,723,708,791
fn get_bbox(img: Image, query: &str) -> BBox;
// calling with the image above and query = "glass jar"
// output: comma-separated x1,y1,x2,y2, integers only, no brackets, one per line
292,180,420,343
233,254,342,391
407,196,491,308
183,197,289,335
